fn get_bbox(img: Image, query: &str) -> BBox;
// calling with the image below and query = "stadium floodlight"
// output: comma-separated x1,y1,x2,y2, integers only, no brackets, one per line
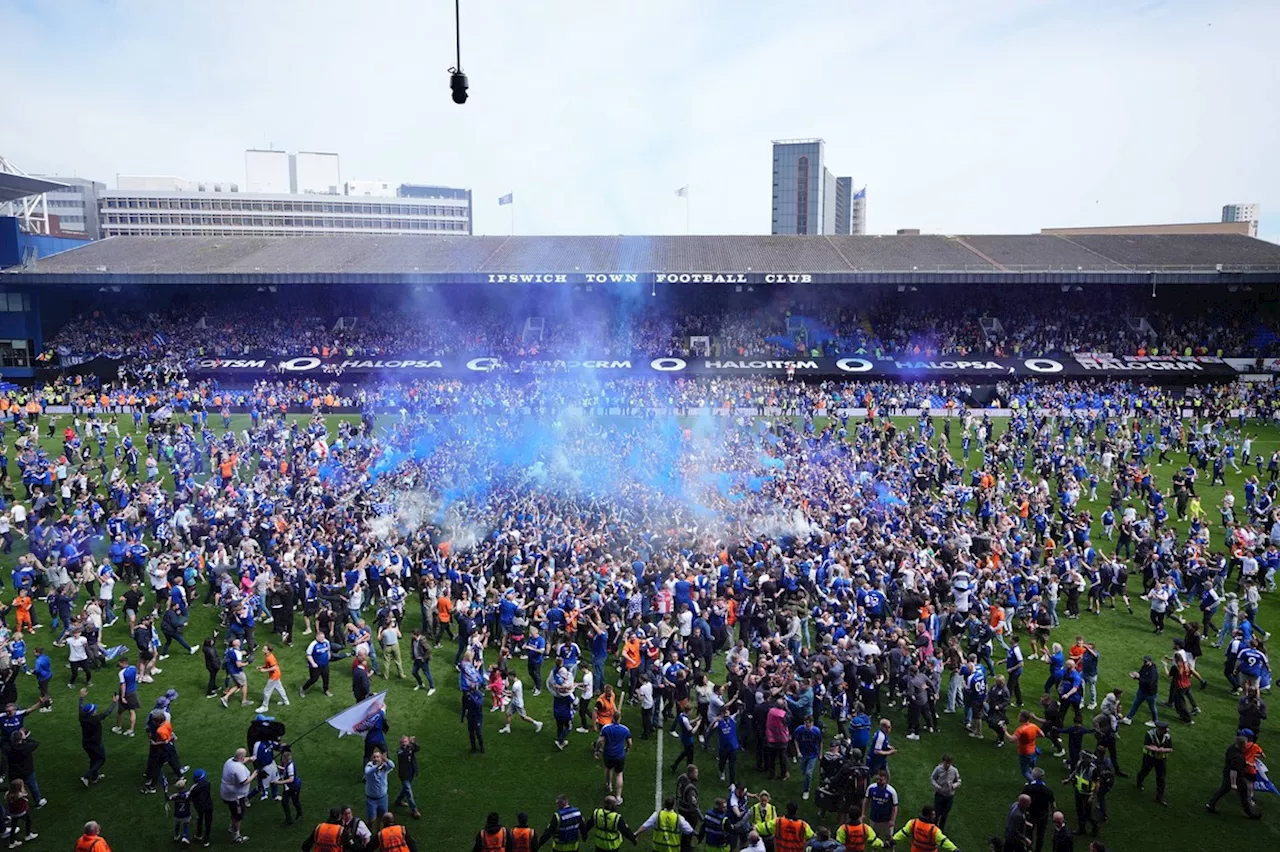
449,0,468,104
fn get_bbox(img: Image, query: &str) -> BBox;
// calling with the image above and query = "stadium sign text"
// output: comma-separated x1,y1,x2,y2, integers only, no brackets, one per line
478,272,821,285
174,353,1236,381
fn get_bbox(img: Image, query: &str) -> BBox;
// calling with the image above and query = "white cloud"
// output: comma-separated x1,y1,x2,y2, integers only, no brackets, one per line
2,0,1276,240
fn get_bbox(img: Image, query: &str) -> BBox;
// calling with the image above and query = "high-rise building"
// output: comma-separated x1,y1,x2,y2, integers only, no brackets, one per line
770,139,859,235
245,150,342,196
245,150,291,194
1222,203,1260,237
293,152,340,195
850,185,867,236
35,176,105,239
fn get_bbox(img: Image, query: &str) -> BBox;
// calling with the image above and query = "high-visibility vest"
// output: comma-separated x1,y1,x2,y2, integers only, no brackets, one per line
75,837,111,852
377,825,410,852
910,819,940,852
311,823,343,852
838,823,870,852
701,810,731,852
479,828,508,852
512,827,536,852
775,817,809,852
592,809,623,850
652,810,681,852
553,807,583,852
749,803,777,837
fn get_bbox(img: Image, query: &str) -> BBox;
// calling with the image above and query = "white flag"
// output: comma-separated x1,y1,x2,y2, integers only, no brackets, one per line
675,186,688,198
326,691,387,738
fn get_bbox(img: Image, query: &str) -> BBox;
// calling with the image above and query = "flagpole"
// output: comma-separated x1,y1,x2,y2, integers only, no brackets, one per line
282,716,332,748
510,199,515,236
685,190,690,235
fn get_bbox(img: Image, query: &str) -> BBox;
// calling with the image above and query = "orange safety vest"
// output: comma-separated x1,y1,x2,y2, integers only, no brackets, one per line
511,826,535,852
311,823,344,852
840,824,869,852
775,818,808,852
378,824,409,852
910,819,940,852
479,827,507,852
75,836,111,852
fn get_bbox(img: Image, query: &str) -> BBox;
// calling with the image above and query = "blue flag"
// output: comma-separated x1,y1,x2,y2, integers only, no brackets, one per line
498,193,513,206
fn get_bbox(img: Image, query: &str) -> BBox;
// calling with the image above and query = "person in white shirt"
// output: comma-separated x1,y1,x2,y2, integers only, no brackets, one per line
67,631,92,686
638,677,656,739
10,503,26,536
498,673,543,735
576,669,595,733
220,748,258,844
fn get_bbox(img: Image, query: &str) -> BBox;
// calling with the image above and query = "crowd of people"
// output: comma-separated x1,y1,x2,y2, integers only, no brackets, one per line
0,357,1273,848
41,284,1280,366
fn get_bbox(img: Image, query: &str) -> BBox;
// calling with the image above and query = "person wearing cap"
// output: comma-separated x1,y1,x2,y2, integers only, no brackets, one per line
189,767,214,847
76,689,115,786
1135,719,1173,805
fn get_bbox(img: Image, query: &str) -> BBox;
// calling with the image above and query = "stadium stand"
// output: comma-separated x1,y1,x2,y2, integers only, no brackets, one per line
1062,233,1280,270
18,232,1280,276
956,234,1127,271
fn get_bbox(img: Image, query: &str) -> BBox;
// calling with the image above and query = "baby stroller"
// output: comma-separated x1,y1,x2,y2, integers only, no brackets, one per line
814,738,853,817
247,714,286,752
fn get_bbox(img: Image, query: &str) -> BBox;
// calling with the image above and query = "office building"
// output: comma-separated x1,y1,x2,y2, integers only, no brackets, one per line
850,185,866,236
99,185,471,237
294,152,340,195
770,139,862,235
1222,203,1260,237
36,176,105,239
246,150,342,196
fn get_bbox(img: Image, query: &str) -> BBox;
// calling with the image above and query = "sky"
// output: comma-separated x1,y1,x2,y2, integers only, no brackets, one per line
2,0,1277,241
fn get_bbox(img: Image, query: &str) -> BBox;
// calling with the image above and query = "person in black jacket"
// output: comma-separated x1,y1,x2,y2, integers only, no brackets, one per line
353,655,372,703
202,636,221,697
1050,811,1073,852
1205,735,1261,818
1237,686,1267,738
78,690,116,786
1020,768,1056,852
5,729,44,807
160,602,193,656
190,767,215,846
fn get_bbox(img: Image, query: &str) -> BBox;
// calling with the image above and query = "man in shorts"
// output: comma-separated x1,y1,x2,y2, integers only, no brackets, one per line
220,748,258,844
111,656,140,737
594,716,633,804
498,672,544,735
220,638,251,708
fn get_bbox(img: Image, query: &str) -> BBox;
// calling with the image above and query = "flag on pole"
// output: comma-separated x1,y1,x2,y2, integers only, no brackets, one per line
853,187,866,200
153,331,168,347
498,193,513,206
326,691,388,738
675,186,688,198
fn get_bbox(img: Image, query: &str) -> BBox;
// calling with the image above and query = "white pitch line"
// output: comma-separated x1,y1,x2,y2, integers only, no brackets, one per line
654,711,665,813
